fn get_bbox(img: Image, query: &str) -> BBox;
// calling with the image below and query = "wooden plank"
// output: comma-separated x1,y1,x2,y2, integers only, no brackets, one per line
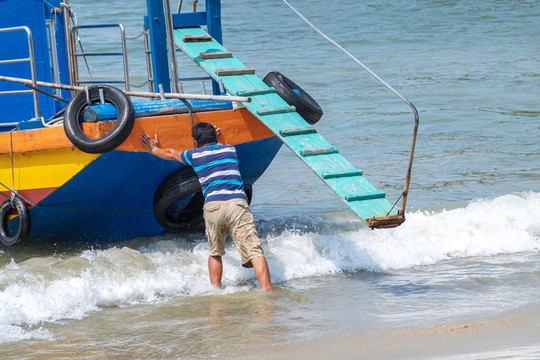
257,107,296,116
183,34,213,42
300,147,339,156
173,27,399,221
199,51,233,60
279,127,317,137
345,191,386,202
321,169,363,179
236,88,276,96
215,68,256,76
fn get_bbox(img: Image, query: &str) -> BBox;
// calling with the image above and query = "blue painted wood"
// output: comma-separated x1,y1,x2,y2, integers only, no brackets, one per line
173,27,399,222
0,0,67,122
145,1,172,93
205,0,222,45
84,99,232,121
171,12,207,28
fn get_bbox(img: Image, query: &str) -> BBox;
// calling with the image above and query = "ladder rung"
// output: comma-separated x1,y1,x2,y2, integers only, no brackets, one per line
199,51,233,60
321,169,363,179
236,88,276,96
183,35,213,42
257,106,296,116
345,191,386,202
279,127,317,137
300,147,339,156
215,68,256,76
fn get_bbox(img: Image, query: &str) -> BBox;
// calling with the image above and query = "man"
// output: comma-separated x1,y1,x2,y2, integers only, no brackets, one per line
140,122,273,292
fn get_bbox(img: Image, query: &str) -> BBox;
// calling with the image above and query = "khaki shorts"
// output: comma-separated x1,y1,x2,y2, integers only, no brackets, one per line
203,198,263,268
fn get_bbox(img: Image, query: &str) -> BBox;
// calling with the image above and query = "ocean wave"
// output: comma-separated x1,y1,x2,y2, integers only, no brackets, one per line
0,192,538,343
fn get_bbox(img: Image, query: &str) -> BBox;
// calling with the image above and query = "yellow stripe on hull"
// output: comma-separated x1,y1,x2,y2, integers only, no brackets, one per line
0,148,98,192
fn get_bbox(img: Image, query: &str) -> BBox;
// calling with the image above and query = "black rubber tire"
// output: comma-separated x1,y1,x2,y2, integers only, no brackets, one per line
64,85,135,154
263,70,323,125
0,197,31,246
153,167,253,232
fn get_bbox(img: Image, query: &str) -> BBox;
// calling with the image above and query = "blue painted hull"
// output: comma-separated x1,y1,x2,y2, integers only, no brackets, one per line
28,136,282,243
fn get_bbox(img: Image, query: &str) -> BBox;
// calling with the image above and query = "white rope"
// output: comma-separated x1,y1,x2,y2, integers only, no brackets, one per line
280,0,411,106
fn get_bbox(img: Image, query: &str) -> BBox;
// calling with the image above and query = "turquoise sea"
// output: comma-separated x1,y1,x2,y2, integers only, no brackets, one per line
1,0,539,358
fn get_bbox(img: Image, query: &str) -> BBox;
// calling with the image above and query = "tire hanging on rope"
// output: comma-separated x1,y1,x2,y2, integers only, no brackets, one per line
0,196,31,246
263,70,323,125
64,85,135,154
153,167,253,232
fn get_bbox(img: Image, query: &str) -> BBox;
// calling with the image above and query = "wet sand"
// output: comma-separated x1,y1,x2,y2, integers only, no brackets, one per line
231,305,540,360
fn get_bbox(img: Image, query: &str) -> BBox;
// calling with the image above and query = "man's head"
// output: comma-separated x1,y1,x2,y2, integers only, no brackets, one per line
192,122,217,148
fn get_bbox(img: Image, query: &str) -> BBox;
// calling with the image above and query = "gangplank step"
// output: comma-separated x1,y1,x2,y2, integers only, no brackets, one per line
345,191,386,202
199,51,233,60
215,68,256,76
366,215,405,229
236,88,276,97
183,35,213,42
300,147,339,156
256,106,296,116
279,127,317,137
321,169,363,179
173,27,401,225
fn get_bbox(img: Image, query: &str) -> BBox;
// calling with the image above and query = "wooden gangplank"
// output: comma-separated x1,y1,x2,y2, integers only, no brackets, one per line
174,27,399,224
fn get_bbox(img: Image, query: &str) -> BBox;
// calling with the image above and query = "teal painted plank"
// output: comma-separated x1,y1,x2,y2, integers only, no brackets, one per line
321,169,363,179
345,191,386,202
174,27,397,221
257,106,296,116
236,88,276,96
279,127,317,137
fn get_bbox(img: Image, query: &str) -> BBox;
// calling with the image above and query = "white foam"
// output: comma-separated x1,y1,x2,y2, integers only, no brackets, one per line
0,192,538,343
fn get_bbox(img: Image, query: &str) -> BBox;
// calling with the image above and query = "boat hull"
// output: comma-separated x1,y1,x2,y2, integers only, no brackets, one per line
0,108,282,243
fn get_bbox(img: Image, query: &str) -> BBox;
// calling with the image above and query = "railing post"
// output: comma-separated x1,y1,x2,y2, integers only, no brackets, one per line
24,27,40,120
206,0,222,45
146,0,172,93
71,24,131,90
206,0,222,95
163,0,179,93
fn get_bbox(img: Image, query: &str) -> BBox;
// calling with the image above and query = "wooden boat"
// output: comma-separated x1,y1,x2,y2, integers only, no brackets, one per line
0,0,417,246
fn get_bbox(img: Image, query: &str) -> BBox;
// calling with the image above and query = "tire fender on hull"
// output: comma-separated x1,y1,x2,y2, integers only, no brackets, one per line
64,85,135,154
0,197,31,246
262,70,323,125
153,167,253,232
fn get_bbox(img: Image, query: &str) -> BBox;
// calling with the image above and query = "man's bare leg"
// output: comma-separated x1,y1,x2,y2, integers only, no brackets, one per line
208,255,223,288
251,256,273,292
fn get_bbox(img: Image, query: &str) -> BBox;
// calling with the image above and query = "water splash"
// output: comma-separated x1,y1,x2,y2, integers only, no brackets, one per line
0,192,538,343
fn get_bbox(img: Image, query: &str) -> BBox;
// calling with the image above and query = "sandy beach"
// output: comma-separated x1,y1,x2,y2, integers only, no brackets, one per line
232,305,540,360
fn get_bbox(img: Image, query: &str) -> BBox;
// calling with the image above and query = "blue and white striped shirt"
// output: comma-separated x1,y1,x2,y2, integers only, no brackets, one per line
180,143,247,204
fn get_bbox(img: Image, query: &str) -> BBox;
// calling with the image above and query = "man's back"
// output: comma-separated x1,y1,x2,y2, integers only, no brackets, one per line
180,143,248,204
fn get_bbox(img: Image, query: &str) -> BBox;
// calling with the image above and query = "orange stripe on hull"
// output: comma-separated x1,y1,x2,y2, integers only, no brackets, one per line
0,108,273,154
118,108,275,151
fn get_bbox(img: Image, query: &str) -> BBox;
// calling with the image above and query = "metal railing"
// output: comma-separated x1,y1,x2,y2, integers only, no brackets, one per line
0,26,40,124
143,29,155,93
71,23,131,91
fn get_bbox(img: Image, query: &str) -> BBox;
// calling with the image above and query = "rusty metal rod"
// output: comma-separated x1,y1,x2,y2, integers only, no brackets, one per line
24,84,69,103
281,0,419,219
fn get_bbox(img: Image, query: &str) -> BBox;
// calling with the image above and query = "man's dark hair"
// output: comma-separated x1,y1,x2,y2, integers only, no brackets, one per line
192,122,217,146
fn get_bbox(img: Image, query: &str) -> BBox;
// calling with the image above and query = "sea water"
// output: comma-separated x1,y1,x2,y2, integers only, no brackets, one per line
0,0,539,358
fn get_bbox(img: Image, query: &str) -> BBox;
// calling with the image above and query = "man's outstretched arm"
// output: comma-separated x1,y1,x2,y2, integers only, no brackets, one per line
140,133,184,163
